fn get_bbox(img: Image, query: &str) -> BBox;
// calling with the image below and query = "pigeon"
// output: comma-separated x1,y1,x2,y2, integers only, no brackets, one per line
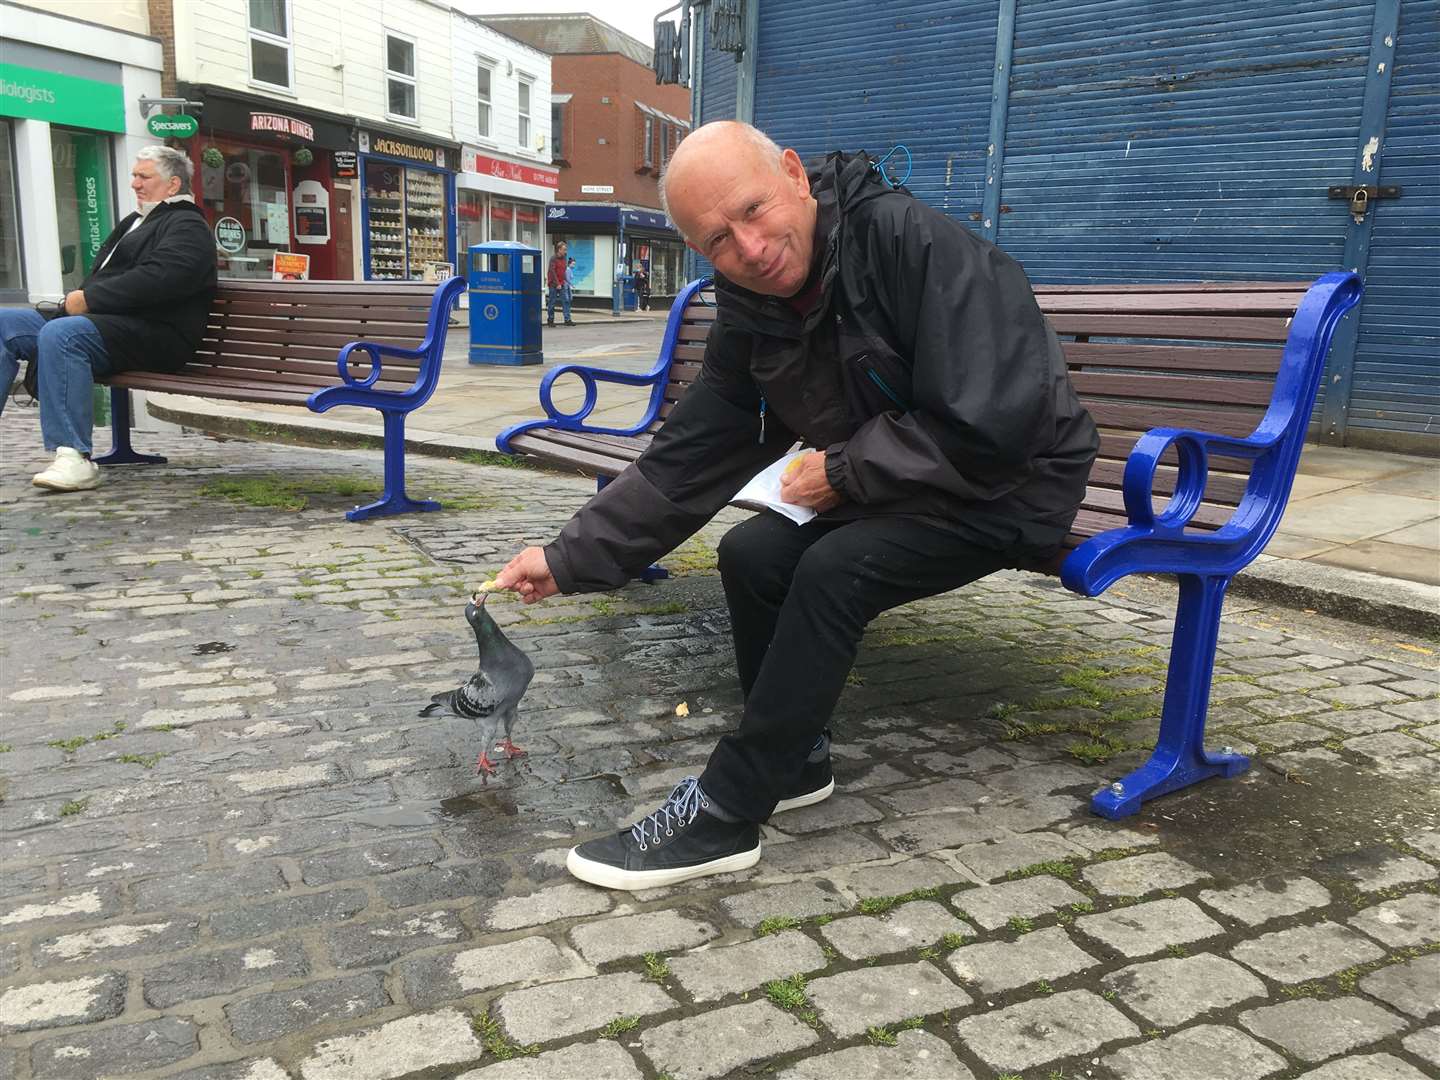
419,591,534,782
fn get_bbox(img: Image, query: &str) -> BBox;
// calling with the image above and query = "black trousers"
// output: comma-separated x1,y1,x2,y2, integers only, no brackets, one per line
698,510,1013,821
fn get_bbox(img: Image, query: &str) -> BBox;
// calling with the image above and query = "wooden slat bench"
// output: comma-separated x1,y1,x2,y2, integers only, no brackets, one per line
95,277,464,521
497,272,1364,819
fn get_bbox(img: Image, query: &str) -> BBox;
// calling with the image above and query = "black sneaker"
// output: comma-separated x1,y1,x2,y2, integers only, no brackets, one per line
772,729,835,815
566,777,760,891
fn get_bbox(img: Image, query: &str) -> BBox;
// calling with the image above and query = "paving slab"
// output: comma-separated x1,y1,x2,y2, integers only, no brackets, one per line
776,1029,974,1079
638,999,817,1080
946,926,1100,994
1101,952,1268,1026
493,972,673,1044
807,961,972,1038
454,1041,643,1079
953,989,1138,1071
1102,1023,1288,1080
1348,892,1440,947
1294,1055,1434,1079
1230,921,1387,983
1197,875,1332,926
1357,953,1440,1017
1239,996,1409,1063
1074,898,1227,958
818,900,972,961
667,930,826,1002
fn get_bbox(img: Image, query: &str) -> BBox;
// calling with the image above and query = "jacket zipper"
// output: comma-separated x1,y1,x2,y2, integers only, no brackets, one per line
862,363,910,411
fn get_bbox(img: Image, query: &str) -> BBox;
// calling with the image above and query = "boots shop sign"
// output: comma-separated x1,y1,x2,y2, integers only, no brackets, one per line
250,112,314,142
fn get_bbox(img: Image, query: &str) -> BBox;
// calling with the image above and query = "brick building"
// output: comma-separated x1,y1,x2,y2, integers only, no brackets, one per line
482,14,690,307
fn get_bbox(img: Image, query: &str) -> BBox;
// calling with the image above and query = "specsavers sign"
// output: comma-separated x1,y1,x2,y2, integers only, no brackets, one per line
0,63,125,133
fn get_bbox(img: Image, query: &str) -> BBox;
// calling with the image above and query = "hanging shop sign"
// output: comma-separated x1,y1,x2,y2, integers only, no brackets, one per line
250,112,315,141
214,216,246,253
0,62,125,133
332,150,358,178
146,113,198,139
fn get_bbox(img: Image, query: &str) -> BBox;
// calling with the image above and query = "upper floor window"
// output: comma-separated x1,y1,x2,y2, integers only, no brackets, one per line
517,78,533,150
643,115,655,169
551,101,564,159
386,34,417,120
477,63,493,139
249,0,292,90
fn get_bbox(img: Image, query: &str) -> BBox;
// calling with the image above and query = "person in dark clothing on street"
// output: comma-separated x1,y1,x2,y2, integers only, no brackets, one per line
0,146,217,491
632,262,650,310
496,121,1099,891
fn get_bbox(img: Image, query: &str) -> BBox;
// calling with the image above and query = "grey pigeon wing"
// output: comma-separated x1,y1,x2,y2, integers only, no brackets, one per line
456,672,502,717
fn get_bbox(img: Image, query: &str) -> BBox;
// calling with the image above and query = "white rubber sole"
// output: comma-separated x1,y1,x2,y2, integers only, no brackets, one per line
565,842,762,891
773,778,836,815
32,471,101,491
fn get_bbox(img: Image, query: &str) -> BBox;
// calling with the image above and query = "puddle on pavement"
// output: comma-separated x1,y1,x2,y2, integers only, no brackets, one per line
346,803,446,828
192,641,237,656
441,789,519,819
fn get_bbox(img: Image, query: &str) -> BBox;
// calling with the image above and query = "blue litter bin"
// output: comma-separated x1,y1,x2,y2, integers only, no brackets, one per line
468,242,542,365
612,273,638,313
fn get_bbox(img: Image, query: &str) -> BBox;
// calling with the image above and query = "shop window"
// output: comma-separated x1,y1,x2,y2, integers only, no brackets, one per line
551,101,565,160
0,122,23,299
476,63,493,140
490,200,513,242
517,78,533,151
386,33,417,121
199,142,290,280
51,128,114,293
248,0,292,90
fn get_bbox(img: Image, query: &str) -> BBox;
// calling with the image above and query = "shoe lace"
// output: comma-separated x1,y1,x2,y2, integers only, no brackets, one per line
631,776,707,851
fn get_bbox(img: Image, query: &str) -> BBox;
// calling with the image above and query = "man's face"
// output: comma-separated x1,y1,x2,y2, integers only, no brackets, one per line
131,160,181,205
670,144,816,297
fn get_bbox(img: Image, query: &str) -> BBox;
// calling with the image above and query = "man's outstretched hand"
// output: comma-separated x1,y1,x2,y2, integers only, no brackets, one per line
779,451,842,512
495,546,559,605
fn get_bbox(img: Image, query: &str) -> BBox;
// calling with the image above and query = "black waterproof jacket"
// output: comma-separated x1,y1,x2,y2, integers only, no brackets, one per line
545,153,1098,593
80,198,218,373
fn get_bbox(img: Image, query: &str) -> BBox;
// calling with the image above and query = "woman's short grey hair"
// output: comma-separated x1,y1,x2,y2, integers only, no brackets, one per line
657,122,783,220
136,145,195,193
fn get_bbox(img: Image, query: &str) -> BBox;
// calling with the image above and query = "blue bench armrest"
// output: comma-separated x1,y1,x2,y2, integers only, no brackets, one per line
497,278,713,452
1062,270,1363,598
309,276,464,415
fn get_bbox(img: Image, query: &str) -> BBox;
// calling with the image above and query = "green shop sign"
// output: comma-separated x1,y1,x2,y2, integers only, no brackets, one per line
146,114,198,140
0,62,125,133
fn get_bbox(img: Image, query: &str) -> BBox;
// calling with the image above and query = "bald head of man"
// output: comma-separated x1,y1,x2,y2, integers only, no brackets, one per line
662,121,818,298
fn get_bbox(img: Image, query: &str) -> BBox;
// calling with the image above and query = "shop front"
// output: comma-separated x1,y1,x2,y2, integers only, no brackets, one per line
457,148,558,270
359,130,458,282
181,88,354,281
0,34,146,302
543,203,684,309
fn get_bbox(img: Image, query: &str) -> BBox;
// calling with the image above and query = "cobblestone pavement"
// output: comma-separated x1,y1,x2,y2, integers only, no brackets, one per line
1,414,1437,1080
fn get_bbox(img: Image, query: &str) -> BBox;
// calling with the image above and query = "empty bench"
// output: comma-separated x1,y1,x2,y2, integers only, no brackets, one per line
497,272,1364,819
96,277,464,521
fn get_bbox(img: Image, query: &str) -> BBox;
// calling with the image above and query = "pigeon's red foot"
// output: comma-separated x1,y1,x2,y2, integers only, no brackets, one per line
496,738,526,760
475,751,498,781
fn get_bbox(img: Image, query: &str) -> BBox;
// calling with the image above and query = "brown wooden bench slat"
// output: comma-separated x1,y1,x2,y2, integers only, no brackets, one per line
203,326,422,352
1084,399,1266,438
1046,313,1292,341
1033,281,1310,294
1038,292,1306,315
1071,371,1276,407
1086,458,1249,506
1062,342,1284,375
108,372,316,405
506,432,632,476
212,301,432,324
192,341,424,370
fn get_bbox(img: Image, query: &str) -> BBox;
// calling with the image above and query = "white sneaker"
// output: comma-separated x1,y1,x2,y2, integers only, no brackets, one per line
32,447,101,492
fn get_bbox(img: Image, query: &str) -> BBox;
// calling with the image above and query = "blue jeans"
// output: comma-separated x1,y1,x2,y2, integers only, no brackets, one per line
0,308,115,454
547,286,571,324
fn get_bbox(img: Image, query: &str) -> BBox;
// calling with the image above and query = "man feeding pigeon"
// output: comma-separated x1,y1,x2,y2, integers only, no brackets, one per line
495,120,1098,891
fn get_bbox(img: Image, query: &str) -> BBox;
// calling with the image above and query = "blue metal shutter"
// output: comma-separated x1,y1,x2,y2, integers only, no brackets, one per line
1347,0,1440,440
751,1,1001,227
996,0,1374,287
691,3,740,281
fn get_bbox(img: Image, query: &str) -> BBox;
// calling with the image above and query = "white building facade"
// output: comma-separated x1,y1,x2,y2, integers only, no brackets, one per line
0,2,164,301
450,13,556,263
159,0,549,282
